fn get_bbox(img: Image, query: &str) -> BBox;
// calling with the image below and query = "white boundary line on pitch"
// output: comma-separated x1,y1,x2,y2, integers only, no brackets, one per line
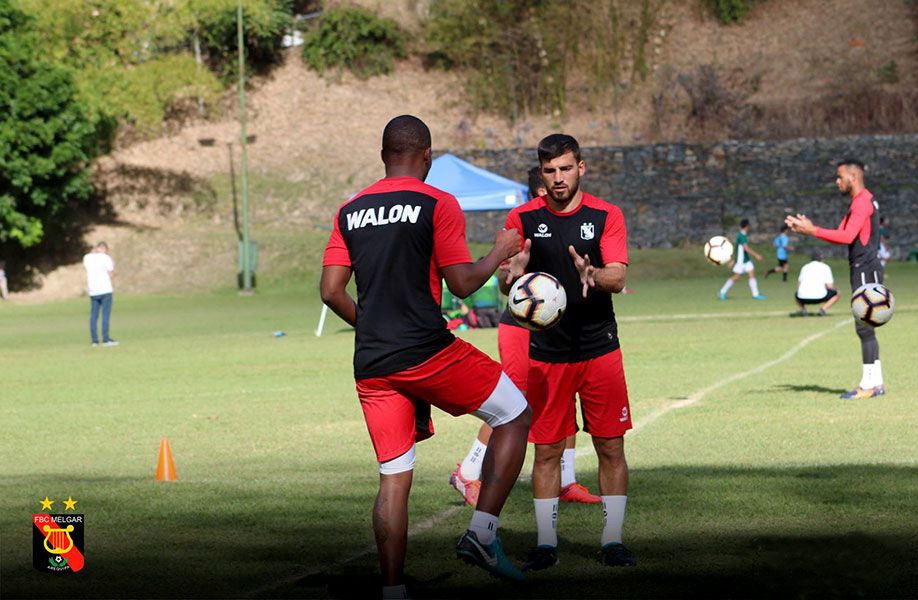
578,316,853,456
246,317,851,597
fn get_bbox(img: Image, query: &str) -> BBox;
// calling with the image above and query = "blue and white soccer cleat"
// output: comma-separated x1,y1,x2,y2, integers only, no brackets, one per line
456,530,525,582
718,292,727,301
840,386,884,399
753,294,767,300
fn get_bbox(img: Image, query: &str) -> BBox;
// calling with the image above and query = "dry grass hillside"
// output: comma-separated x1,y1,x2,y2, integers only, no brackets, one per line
9,0,916,301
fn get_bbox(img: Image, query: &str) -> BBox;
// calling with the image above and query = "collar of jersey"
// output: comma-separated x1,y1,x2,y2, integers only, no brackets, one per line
536,193,589,217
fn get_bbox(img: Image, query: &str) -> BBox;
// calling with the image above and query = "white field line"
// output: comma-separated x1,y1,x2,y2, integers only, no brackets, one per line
247,317,852,597
577,316,852,456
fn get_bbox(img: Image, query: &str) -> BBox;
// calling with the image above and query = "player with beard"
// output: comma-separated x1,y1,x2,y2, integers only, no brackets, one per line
450,167,601,508
502,134,636,571
786,159,886,398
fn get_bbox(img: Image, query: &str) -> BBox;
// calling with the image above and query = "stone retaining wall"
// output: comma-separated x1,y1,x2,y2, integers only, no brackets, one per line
454,134,917,260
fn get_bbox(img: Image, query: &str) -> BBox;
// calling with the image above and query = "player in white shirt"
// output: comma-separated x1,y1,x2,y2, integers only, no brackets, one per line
82,242,118,346
793,252,839,317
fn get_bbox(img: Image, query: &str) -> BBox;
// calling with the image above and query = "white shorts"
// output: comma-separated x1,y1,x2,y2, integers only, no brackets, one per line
732,261,754,275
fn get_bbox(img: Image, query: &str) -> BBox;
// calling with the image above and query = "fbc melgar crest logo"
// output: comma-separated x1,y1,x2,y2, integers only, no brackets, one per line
33,496,84,573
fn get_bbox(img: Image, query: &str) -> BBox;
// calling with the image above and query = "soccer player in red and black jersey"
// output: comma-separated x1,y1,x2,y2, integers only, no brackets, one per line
320,115,532,596
786,159,886,399
450,167,601,508
501,134,636,571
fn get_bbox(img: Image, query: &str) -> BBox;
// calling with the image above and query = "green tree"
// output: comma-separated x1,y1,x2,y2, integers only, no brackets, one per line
0,0,101,248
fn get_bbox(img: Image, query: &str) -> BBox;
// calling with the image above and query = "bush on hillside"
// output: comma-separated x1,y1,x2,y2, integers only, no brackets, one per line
0,1,101,249
702,0,760,24
195,0,294,81
301,6,405,80
426,0,660,121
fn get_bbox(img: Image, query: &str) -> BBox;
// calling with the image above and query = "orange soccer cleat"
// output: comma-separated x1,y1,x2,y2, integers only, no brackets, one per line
449,464,481,507
559,482,600,504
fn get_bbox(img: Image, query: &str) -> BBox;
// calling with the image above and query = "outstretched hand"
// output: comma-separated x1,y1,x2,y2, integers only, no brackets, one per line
503,238,531,285
568,245,595,298
785,213,815,236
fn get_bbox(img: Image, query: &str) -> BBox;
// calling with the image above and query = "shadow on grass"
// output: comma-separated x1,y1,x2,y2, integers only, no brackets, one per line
773,383,850,395
3,464,916,599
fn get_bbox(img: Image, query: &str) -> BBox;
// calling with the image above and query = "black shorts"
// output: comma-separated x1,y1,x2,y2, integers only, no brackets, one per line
796,289,838,305
850,259,884,291
777,259,788,267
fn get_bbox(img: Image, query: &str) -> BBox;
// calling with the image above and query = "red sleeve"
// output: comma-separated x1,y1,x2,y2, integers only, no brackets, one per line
433,195,472,267
322,208,351,267
504,210,526,251
814,196,873,245
600,206,629,265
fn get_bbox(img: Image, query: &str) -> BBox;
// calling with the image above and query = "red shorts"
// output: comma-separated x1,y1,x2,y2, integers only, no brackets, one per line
498,323,530,394
526,349,632,444
356,338,503,462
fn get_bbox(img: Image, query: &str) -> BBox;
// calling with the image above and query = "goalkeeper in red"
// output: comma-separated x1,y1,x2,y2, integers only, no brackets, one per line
502,133,636,571
786,158,885,398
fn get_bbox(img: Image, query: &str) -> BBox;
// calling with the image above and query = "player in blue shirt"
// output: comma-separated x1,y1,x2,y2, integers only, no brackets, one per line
764,224,794,281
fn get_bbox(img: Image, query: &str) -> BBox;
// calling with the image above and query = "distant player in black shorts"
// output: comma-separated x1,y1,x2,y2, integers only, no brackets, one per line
321,115,532,596
786,159,886,398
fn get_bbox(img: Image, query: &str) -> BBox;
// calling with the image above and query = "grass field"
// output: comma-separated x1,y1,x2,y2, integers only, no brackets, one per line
1,253,916,599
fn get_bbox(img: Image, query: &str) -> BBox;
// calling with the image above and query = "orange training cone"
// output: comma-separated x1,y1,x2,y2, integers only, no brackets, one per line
155,437,178,482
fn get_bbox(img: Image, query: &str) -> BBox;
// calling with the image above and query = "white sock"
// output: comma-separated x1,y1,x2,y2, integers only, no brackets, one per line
873,360,883,387
601,495,627,546
534,498,558,547
460,439,487,480
720,279,734,295
469,510,498,545
560,448,577,487
382,584,408,599
749,277,760,296
859,363,873,389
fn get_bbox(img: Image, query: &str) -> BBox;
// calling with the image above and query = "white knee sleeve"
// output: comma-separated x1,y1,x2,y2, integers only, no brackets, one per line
379,444,416,475
473,372,528,428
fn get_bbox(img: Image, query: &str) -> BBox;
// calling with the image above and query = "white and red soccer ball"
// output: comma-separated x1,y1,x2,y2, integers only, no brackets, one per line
508,272,567,330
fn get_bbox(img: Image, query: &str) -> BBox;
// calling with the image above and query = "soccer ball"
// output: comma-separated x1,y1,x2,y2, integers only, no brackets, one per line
704,235,734,265
850,283,895,327
508,272,567,330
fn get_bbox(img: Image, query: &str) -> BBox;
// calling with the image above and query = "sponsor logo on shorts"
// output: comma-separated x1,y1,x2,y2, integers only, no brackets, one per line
619,407,629,423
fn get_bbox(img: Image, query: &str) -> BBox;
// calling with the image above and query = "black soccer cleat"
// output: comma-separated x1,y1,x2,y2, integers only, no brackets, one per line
599,542,637,567
456,530,525,581
522,545,559,572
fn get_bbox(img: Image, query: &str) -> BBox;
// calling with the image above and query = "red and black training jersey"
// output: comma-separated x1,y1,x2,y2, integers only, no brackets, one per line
814,188,880,268
506,192,629,363
323,176,472,379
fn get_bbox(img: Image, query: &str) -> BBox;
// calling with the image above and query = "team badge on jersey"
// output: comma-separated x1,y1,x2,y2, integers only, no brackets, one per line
580,223,595,240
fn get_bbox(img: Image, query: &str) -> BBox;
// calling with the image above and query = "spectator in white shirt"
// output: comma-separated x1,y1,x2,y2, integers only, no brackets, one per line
794,252,839,317
83,242,118,346
0,259,8,300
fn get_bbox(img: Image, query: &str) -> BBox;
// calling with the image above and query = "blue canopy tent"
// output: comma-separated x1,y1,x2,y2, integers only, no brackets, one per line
425,153,527,211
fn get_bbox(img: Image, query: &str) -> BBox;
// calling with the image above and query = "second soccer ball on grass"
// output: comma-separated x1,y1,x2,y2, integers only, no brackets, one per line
508,272,567,330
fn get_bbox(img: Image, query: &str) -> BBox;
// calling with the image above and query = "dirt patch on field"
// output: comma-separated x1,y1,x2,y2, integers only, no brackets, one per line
10,0,916,302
